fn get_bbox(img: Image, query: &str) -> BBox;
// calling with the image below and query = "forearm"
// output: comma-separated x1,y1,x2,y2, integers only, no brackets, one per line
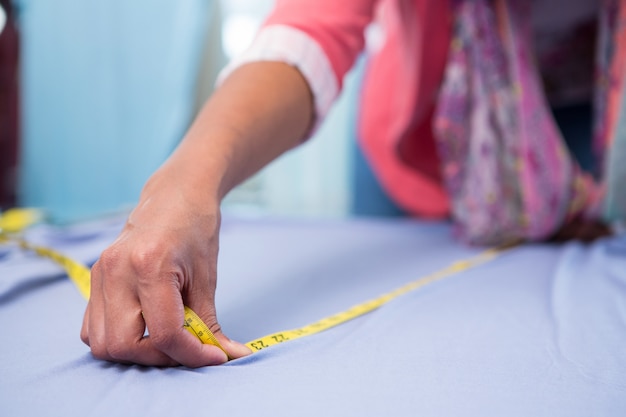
144,61,314,206
82,62,313,366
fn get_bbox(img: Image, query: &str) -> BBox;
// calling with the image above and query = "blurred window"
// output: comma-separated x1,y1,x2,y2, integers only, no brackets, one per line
220,0,274,59
0,5,6,35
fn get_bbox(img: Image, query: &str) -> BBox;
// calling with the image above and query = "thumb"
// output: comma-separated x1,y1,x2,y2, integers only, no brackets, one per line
214,332,253,360
183,302,252,361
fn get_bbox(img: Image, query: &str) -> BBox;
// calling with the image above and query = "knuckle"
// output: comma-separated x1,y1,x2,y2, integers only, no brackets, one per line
204,315,222,336
106,340,133,361
80,327,89,346
149,328,178,352
90,343,111,361
209,322,223,336
128,244,166,277
97,247,123,274
128,250,154,275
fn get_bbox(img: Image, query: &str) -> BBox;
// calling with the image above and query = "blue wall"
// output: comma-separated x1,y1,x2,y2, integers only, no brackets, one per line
16,0,217,222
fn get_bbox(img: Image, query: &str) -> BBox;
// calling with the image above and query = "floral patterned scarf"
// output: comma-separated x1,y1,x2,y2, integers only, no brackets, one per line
434,0,626,245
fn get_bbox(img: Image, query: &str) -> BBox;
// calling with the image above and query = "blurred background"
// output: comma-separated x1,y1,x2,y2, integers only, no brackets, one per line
0,0,602,227
0,0,395,224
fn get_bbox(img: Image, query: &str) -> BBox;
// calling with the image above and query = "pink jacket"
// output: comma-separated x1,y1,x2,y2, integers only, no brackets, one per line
264,0,453,218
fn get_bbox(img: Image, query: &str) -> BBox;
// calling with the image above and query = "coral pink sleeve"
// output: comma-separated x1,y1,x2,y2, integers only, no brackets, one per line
263,0,378,86
218,0,378,131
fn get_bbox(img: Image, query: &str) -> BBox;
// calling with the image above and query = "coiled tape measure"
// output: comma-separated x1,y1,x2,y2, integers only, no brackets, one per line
0,208,515,359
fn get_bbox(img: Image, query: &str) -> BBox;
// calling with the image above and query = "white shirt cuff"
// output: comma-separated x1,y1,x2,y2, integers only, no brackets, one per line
217,25,339,135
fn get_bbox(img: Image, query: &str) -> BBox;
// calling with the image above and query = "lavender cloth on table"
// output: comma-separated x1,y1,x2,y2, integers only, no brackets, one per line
1,215,625,416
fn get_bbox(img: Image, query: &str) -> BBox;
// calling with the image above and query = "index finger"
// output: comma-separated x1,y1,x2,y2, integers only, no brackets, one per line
138,278,228,368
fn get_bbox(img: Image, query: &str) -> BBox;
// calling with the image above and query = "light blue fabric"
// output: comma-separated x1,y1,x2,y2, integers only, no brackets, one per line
16,0,216,223
348,56,406,217
1,216,625,416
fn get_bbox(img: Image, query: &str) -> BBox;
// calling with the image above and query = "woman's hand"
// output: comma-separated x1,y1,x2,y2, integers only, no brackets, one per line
80,61,313,366
80,177,251,367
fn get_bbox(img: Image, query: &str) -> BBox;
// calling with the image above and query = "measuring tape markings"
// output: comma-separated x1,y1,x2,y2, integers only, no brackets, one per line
0,209,514,357
243,247,504,352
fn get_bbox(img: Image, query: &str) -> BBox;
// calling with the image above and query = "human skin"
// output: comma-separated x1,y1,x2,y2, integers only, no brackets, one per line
80,61,314,367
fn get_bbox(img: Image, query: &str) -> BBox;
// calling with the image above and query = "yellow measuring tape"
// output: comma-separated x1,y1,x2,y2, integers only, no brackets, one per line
0,208,516,357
